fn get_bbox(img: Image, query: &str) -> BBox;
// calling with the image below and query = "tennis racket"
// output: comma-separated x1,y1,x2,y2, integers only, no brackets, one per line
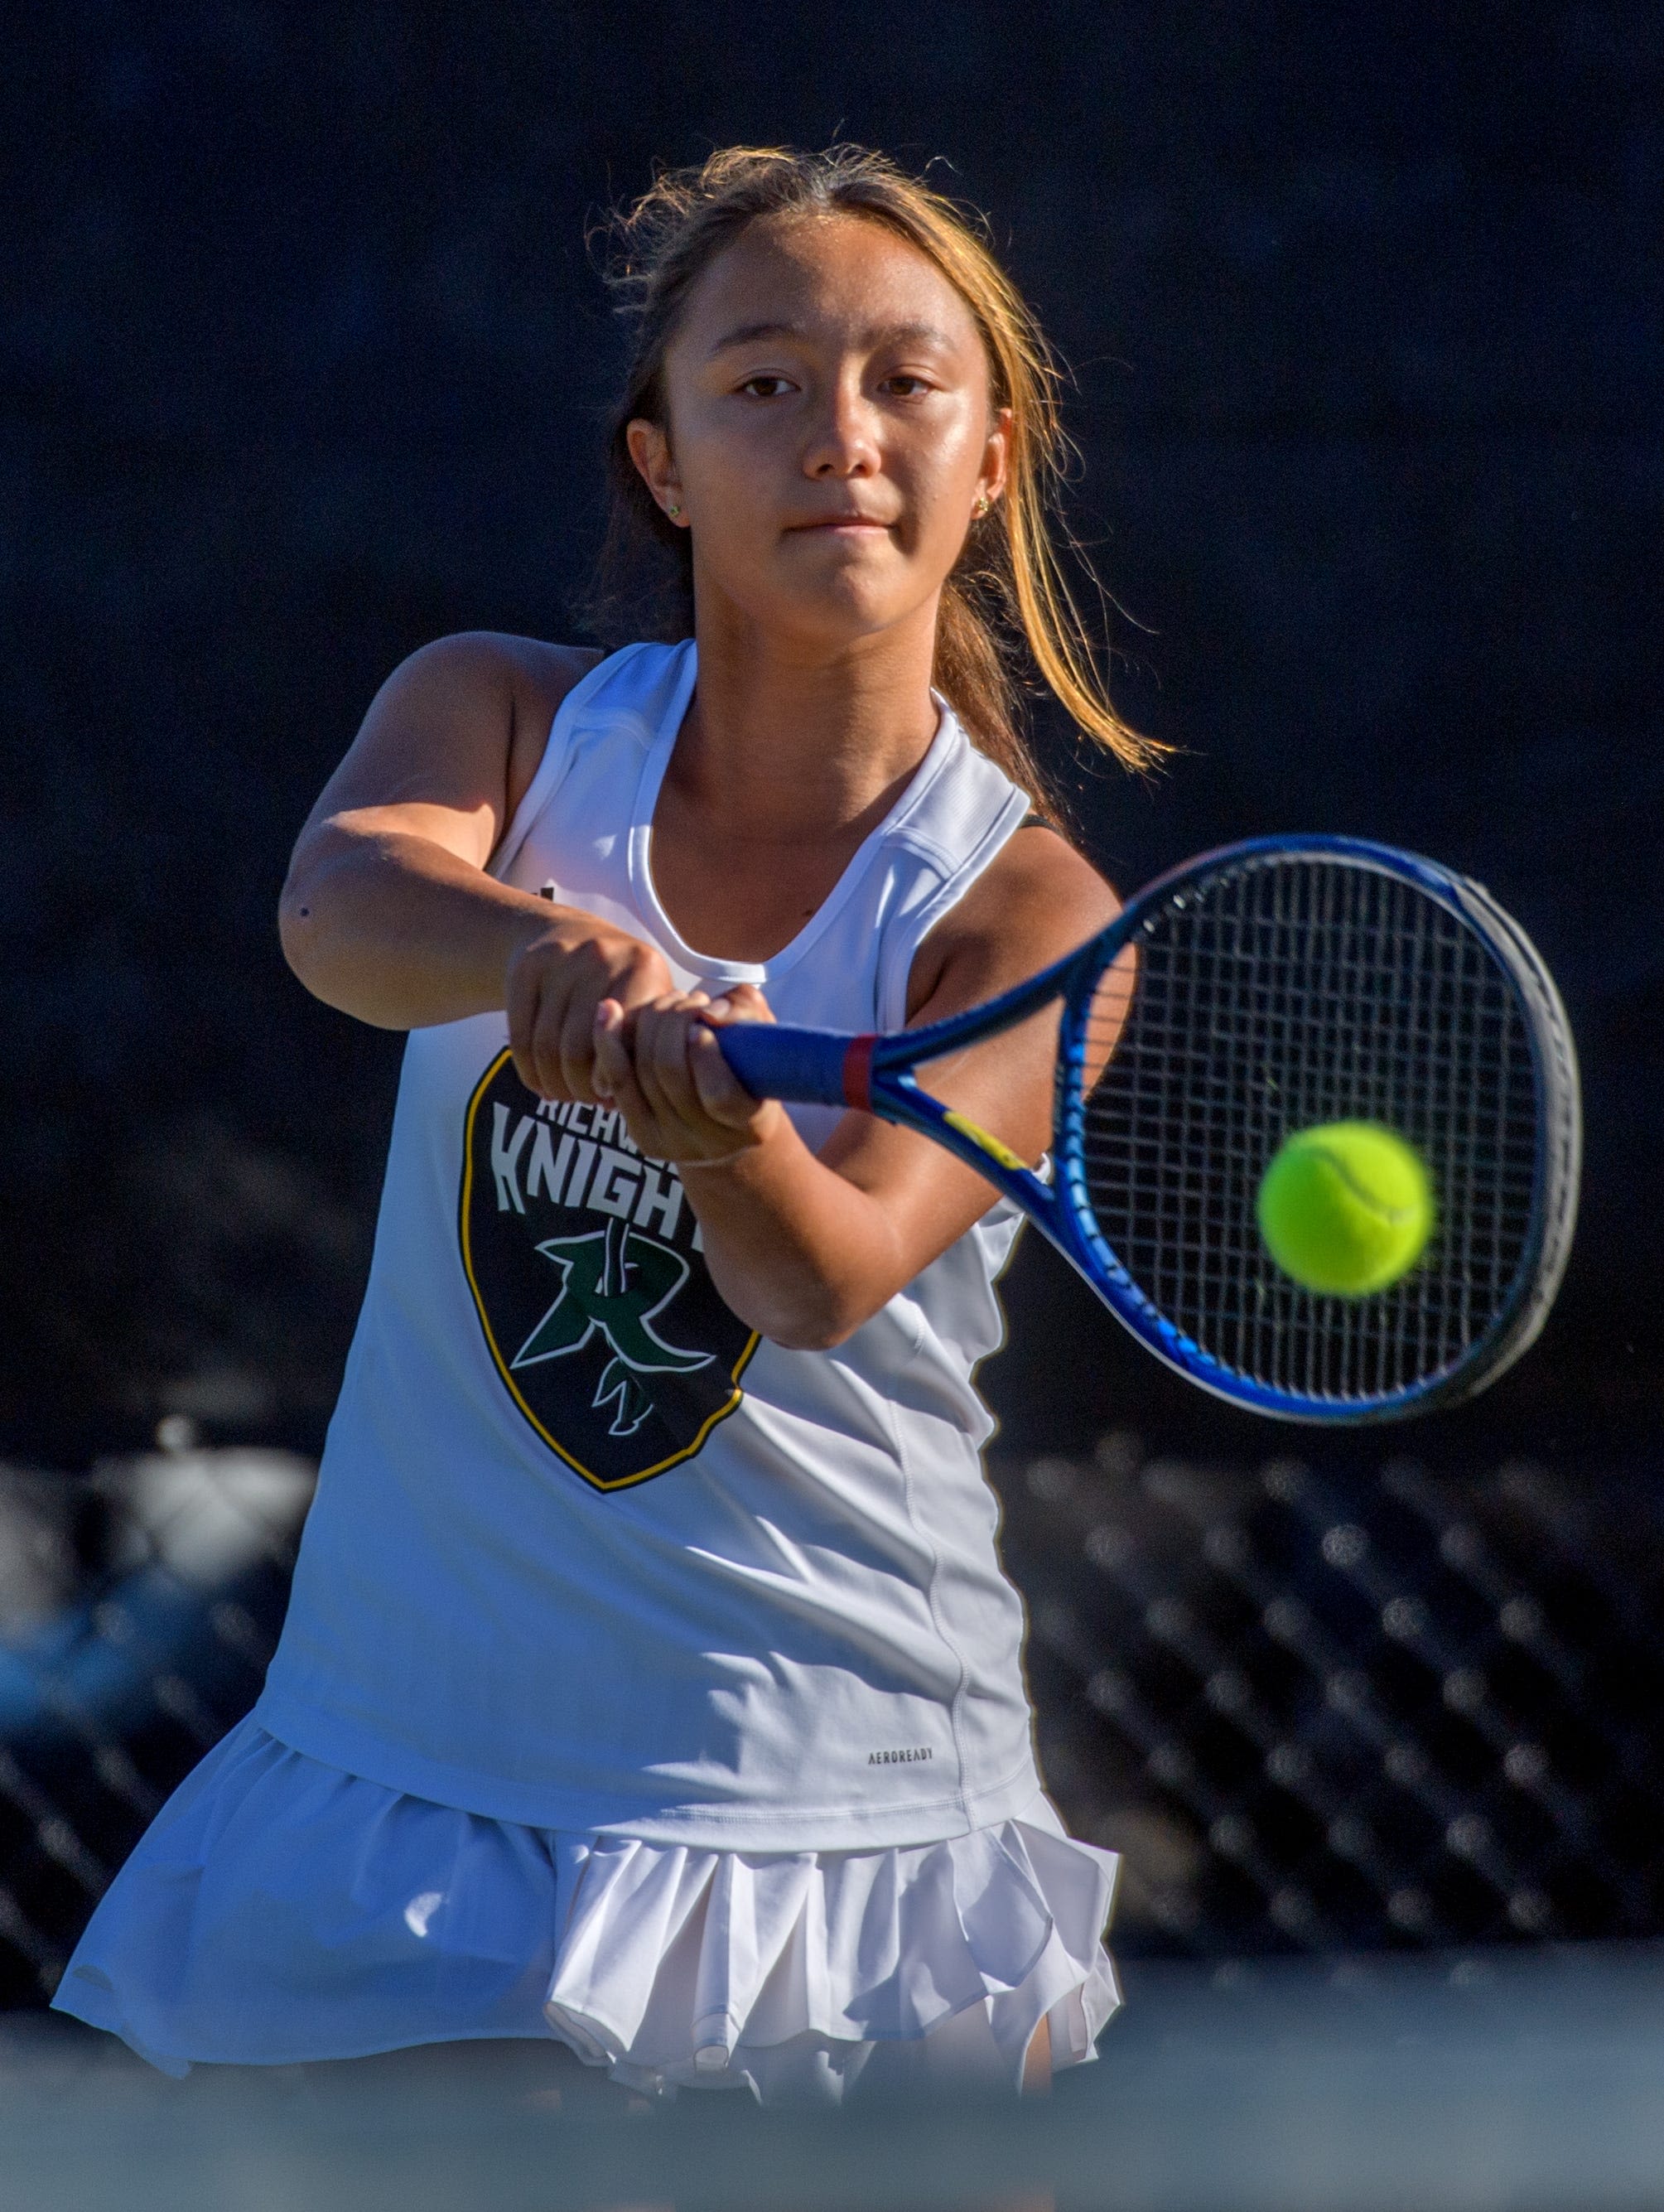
716,836,1580,1423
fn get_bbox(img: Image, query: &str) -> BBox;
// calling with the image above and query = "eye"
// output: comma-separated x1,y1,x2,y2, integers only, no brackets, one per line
881,374,933,398
736,374,795,398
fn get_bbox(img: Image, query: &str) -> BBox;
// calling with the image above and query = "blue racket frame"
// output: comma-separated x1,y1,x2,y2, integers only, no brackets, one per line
717,835,1578,1423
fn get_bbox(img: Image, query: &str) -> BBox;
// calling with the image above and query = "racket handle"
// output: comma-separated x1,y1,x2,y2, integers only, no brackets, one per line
716,1021,858,1108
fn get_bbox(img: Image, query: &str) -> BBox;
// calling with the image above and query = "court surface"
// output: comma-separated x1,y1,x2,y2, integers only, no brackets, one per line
6,1943,1663,2210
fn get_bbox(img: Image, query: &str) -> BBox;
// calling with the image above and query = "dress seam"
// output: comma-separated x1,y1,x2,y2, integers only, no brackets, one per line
885,1313,975,1828
875,783,1033,1031
249,1698,1039,1843
486,640,645,885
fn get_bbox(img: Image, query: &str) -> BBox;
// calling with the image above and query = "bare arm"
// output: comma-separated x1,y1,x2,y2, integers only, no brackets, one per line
592,828,1121,1349
279,632,678,1090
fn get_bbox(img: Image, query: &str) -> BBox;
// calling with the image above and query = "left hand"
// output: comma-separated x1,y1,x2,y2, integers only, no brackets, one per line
591,983,786,1166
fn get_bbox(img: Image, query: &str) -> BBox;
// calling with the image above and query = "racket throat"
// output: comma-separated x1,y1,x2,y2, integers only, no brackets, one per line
938,1108,1035,1177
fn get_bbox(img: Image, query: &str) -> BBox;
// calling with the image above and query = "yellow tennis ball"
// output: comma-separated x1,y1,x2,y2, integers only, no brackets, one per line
1256,1122,1433,1297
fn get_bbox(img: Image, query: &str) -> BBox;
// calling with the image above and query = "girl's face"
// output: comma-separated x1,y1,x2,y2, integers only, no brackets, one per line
628,213,1010,654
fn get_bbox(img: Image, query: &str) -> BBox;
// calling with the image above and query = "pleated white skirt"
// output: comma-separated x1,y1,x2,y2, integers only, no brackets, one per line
54,1717,1121,2104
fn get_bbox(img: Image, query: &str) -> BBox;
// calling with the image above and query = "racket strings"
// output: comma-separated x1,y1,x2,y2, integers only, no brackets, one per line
1075,857,1540,1403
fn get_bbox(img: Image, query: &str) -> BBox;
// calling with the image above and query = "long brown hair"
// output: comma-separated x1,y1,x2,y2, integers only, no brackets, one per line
588,144,1160,809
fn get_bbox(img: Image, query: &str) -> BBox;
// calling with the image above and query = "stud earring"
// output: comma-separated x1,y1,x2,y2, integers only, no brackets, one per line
667,503,682,519
974,493,991,519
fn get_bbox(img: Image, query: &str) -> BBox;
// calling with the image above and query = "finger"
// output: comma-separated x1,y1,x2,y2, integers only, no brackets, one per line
508,959,546,1095
687,1021,779,1129
625,989,707,1051
527,970,578,1100
700,982,774,1027
606,1063,658,1156
557,981,602,1101
590,1000,628,1103
634,1005,705,1137
660,1007,719,1131
545,944,664,1101
533,973,581,1102
610,986,702,1056
610,944,678,1015
592,1002,658,1148
654,1011,731,1151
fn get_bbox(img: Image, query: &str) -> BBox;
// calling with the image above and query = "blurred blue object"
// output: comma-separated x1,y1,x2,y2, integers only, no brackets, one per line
0,1448,313,1741
0,1446,313,2001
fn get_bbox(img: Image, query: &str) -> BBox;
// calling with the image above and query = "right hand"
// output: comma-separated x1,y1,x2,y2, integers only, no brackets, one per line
504,914,675,1102
591,983,784,1168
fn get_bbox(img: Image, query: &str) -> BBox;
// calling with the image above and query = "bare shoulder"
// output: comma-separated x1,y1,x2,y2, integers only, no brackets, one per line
487,635,605,818
906,824,1121,1022
382,632,603,818
301,633,604,856
465,630,604,719
377,629,597,712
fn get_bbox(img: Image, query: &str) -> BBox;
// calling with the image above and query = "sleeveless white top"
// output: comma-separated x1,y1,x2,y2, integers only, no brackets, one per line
256,640,1044,1850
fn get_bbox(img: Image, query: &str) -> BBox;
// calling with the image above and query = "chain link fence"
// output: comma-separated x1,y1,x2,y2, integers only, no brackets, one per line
1003,1434,1664,1955
3,1431,1662,2007
0,1437,312,2007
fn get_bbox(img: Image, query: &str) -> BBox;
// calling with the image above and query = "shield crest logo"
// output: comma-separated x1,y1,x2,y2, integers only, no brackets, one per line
459,1050,760,1490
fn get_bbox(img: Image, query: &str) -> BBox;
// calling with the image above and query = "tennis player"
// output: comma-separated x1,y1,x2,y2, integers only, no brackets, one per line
55,144,1147,2106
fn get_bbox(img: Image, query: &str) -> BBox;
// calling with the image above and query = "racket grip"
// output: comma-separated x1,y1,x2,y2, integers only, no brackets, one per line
716,1021,857,1108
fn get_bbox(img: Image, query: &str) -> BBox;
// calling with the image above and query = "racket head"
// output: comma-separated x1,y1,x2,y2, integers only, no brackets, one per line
1051,837,1580,1422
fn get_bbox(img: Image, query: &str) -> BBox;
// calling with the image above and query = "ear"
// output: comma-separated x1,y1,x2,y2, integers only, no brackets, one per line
625,418,688,526
980,404,1013,510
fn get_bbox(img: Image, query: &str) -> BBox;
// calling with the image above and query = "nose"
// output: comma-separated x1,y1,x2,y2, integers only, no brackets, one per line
801,374,880,479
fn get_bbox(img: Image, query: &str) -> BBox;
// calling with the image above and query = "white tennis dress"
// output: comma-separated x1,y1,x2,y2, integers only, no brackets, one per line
55,641,1120,2101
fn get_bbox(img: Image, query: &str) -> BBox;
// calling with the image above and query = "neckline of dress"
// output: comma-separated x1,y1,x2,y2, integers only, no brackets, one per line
625,641,962,985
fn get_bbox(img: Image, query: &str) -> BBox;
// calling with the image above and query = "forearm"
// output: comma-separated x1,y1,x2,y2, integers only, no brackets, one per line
279,825,560,1028
680,1123,922,1350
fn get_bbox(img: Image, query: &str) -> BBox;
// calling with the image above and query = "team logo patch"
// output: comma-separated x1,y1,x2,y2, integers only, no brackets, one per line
460,1050,760,1490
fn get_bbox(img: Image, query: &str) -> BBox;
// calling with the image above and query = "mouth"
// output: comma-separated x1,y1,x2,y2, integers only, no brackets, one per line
788,514,895,534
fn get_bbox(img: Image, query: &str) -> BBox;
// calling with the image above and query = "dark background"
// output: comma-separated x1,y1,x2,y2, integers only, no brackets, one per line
1,1,1662,2008
2,4,1658,1472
